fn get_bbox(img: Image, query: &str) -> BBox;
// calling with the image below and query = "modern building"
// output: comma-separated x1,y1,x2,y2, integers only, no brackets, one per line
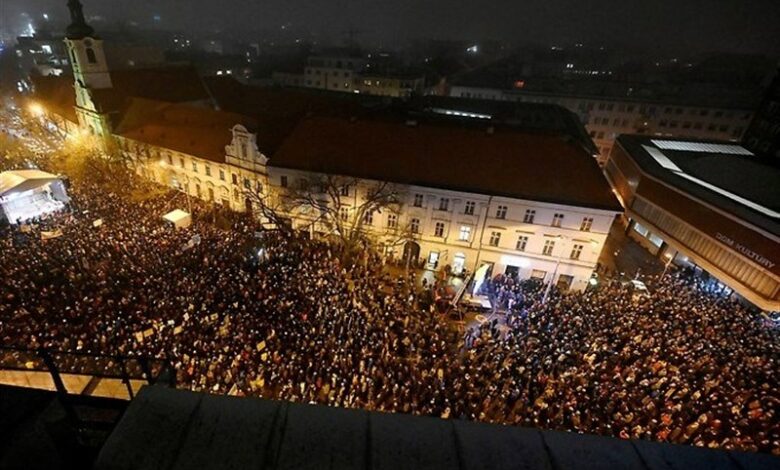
604,135,780,311
30,1,622,292
743,67,780,161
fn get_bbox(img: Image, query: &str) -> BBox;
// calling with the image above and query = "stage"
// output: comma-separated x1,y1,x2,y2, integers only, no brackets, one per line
0,170,69,224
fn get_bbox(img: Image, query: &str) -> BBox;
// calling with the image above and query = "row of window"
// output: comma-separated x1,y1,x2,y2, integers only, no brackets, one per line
305,80,351,89
307,59,358,69
457,87,751,123
657,120,737,134
411,195,594,230
345,208,585,260
590,116,631,127
588,118,741,136
170,154,268,194
306,69,351,77
173,161,596,234
587,102,747,120
486,232,584,259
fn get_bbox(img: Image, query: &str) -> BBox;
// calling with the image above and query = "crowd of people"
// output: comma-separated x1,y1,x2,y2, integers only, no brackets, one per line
0,161,778,455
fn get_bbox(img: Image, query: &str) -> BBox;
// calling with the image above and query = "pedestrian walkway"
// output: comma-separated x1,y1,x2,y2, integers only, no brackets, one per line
0,369,145,400
599,216,664,279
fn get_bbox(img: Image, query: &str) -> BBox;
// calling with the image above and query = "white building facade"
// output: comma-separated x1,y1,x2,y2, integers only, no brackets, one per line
107,124,617,292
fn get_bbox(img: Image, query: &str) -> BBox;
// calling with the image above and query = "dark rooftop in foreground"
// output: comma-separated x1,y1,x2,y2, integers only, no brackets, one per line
95,385,780,470
616,135,780,236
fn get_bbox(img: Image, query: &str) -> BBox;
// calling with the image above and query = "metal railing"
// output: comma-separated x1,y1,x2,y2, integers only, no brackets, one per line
0,345,172,400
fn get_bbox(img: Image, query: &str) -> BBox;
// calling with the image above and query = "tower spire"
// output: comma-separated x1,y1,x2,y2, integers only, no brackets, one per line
66,0,95,39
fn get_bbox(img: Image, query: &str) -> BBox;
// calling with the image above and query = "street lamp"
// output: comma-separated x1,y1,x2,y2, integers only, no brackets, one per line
542,235,567,304
661,251,674,278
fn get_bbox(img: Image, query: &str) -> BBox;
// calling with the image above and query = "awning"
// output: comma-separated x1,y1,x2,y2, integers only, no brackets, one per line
0,170,61,198
162,209,192,229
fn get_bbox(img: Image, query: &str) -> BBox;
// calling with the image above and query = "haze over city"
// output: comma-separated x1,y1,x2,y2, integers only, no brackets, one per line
2,0,780,55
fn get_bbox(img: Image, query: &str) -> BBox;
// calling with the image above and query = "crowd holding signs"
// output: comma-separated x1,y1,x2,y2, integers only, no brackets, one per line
0,176,778,454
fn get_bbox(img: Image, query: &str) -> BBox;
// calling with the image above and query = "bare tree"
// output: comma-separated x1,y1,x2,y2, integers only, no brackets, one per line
243,180,294,234
245,174,406,261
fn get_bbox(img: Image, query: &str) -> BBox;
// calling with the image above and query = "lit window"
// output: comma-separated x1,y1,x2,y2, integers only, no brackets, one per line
434,222,445,237
464,201,475,215
523,209,536,224
488,231,501,247
633,222,649,237
543,240,555,256
580,217,593,231
496,205,507,219
413,194,424,207
459,226,471,241
516,236,528,251
570,244,583,260
552,213,564,227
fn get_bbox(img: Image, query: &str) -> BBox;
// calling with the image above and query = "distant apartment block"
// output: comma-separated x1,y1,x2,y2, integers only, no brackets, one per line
273,53,425,98
449,84,754,166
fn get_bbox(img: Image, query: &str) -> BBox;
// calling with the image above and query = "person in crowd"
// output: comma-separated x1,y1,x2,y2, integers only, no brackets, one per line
0,165,777,455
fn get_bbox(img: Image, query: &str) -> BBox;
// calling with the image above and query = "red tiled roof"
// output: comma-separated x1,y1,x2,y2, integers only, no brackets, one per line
108,66,211,106
272,116,622,211
32,66,212,117
205,77,367,153
31,72,619,209
114,98,255,163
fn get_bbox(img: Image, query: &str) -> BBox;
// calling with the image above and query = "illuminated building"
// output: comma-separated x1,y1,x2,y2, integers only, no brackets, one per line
605,135,780,311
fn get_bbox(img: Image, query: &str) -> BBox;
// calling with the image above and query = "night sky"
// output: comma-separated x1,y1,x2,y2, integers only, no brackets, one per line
3,0,780,55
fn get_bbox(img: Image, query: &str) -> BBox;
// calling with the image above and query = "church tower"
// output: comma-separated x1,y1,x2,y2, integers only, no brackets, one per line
63,0,113,136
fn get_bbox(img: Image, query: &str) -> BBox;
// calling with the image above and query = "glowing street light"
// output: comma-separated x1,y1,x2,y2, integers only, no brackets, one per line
28,102,44,117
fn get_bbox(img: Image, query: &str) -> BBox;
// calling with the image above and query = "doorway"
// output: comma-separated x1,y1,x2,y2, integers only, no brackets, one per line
427,251,440,269
452,253,466,274
403,241,421,266
556,274,574,290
